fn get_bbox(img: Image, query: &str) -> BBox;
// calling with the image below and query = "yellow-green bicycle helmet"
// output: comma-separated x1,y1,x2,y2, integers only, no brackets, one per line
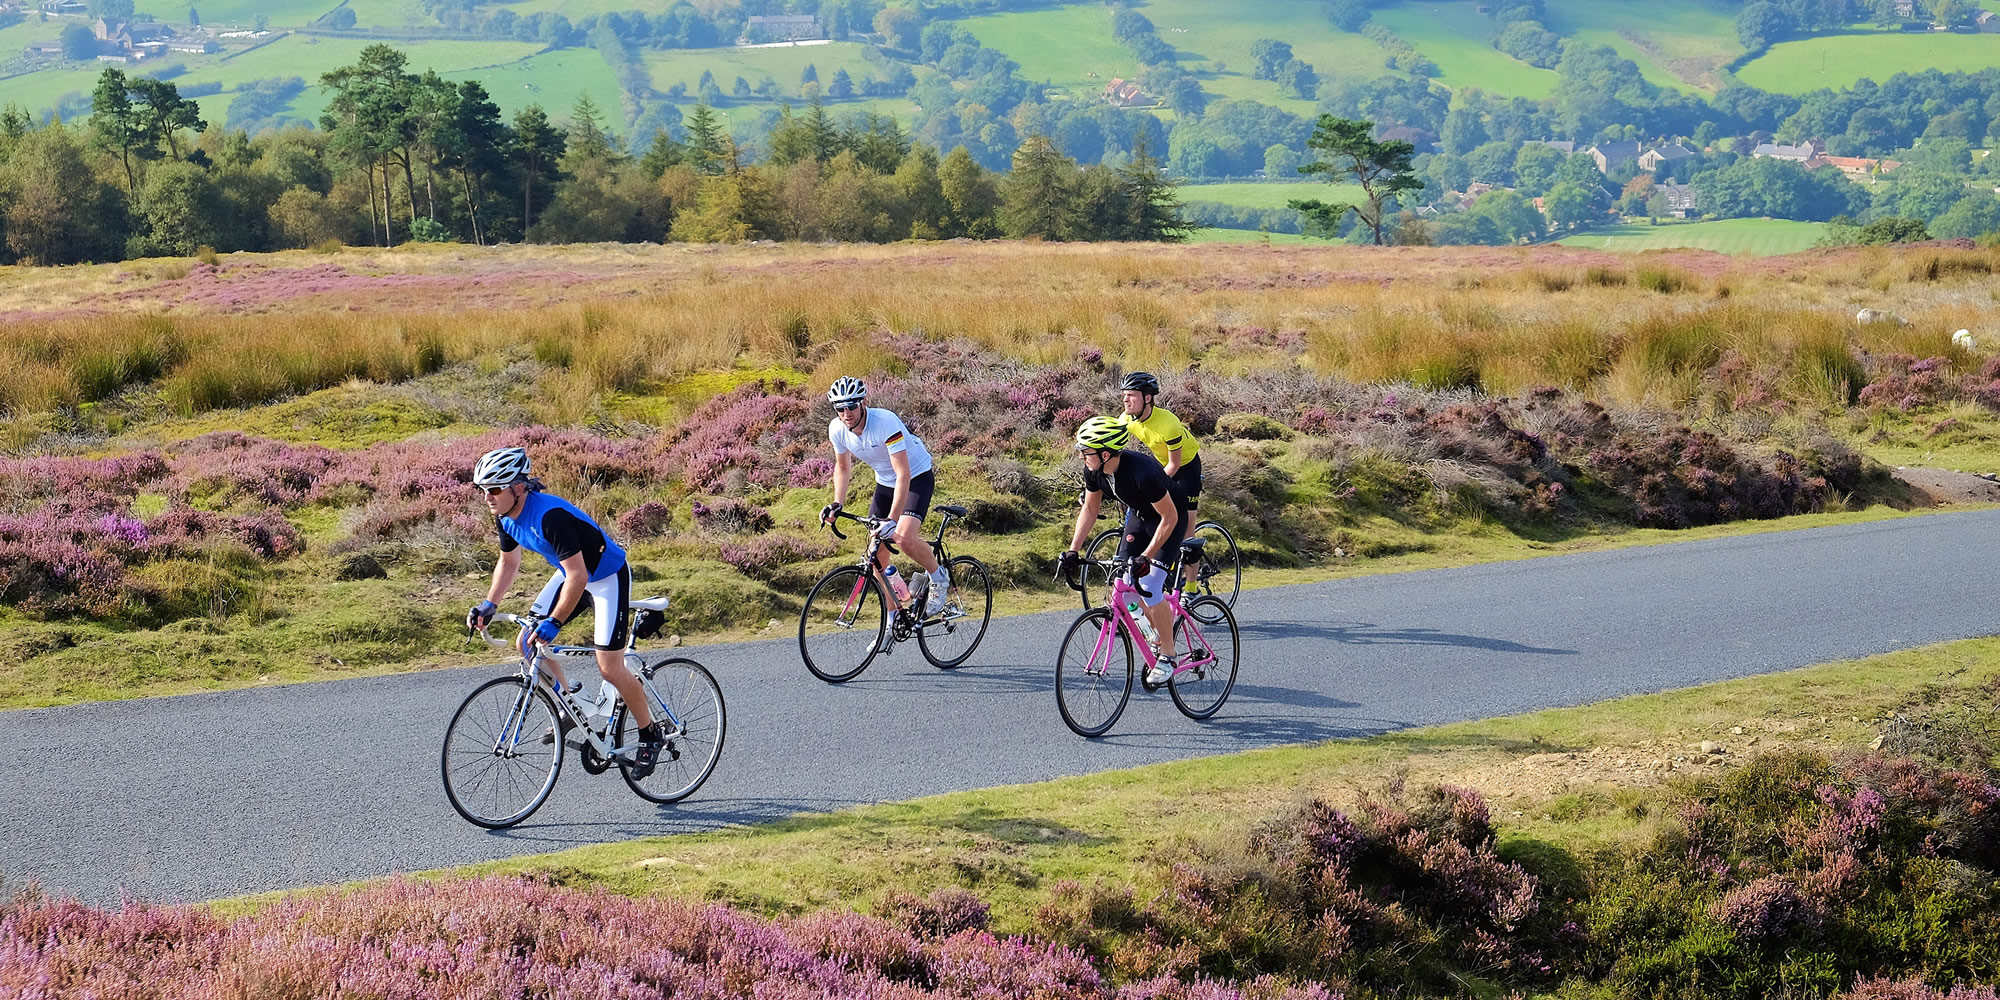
1074,415,1131,452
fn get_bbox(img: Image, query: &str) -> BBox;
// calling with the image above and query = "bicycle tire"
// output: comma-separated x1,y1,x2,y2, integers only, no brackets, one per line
799,565,888,683
441,676,564,829
1189,520,1241,621
1169,596,1240,721
1055,608,1133,738
618,657,726,804
1079,526,1122,610
918,555,992,669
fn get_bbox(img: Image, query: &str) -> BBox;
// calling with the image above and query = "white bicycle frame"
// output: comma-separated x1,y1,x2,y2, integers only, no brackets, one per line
476,609,684,761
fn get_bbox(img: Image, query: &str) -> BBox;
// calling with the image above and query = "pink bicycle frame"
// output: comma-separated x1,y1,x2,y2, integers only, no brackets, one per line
1092,574,1218,680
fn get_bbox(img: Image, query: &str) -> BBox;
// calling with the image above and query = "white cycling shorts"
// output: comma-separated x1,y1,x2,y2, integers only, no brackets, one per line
529,566,632,650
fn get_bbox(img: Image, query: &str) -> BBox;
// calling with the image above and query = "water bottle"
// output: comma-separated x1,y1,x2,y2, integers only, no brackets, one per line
882,564,912,604
1124,594,1160,645
588,678,617,721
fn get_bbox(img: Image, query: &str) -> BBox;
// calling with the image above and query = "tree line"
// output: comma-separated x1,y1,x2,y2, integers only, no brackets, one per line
0,44,1209,265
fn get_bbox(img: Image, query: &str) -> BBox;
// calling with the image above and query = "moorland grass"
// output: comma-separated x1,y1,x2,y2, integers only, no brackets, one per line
12,242,2000,421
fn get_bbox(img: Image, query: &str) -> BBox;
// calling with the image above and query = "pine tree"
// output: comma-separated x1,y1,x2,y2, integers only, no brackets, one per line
683,102,726,175
999,134,1078,239
1118,132,1194,242
641,127,684,180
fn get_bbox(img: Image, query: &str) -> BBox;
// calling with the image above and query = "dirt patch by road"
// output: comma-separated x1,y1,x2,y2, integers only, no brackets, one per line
1889,465,2000,505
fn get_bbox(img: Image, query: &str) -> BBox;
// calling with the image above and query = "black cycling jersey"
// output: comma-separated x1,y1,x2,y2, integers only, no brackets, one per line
1084,447,1190,528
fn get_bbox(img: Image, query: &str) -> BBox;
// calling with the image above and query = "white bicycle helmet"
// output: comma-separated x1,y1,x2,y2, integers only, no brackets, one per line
472,447,531,487
827,376,867,406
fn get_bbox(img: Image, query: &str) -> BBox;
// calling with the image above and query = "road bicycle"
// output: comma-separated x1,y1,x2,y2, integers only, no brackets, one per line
1055,548,1241,738
1077,508,1240,624
441,602,726,829
798,505,993,682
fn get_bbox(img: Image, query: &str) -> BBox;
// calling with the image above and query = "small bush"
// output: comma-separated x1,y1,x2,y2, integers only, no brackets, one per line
716,531,832,579
1584,266,1628,287
1215,412,1295,441
691,497,773,534
615,500,673,540
1635,266,1691,294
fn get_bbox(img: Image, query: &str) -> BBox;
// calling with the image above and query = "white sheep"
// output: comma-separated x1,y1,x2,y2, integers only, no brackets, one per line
1953,329,1978,350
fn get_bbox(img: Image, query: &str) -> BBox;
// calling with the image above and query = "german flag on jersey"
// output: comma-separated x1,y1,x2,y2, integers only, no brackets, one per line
885,430,905,447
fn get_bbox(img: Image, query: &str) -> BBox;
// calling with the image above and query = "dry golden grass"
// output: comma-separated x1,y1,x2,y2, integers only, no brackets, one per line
5,241,2000,419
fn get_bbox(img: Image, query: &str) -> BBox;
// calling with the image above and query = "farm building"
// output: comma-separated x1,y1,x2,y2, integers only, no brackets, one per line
1752,140,1822,162
742,14,822,42
1639,143,1695,172
1102,78,1152,107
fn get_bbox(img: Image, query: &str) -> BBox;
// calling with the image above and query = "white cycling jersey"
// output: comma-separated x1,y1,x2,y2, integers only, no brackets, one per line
829,407,934,486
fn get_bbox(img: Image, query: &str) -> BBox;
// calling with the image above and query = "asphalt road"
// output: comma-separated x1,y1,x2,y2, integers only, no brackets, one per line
5,510,1998,905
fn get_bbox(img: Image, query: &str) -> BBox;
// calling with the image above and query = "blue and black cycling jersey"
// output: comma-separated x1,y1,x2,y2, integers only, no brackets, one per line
496,491,626,581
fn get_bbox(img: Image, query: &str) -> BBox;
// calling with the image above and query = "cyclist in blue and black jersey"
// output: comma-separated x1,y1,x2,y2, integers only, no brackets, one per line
464,446,665,779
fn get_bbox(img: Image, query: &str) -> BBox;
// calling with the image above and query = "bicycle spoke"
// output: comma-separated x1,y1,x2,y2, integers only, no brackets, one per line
919,557,991,669
1169,598,1239,721
800,566,887,683
441,678,564,829
1056,609,1131,738
621,658,726,804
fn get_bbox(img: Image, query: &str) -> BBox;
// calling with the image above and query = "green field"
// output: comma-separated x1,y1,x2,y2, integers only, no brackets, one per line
960,0,1387,118
443,48,627,124
1180,180,1365,209
1186,227,1315,244
1737,31,2000,93
644,41,880,99
1543,0,1742,91
1555,218,1827,255
1373,2,1559,99
138,0,332,28
340,0,452,31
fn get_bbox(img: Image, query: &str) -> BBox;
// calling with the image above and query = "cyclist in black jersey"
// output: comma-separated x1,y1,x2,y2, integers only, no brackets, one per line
1056,416,1190,687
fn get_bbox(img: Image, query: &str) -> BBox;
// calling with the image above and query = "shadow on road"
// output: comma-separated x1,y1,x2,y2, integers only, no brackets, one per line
1239,619,1577,655
477,796,872,843
837,661,1053,695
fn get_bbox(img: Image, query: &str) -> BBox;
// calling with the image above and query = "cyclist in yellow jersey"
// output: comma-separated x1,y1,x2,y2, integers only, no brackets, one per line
1117,371,1203,594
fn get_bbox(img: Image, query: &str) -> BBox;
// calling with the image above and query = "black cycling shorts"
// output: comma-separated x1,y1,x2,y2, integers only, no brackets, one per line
868,469,935,523
1116,506,1187,572
1171,454,1202,510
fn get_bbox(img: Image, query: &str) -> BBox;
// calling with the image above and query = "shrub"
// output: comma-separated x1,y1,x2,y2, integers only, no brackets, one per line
616,500,673,540
692,497,774,534
716,531,832,578
1214,413,1295,441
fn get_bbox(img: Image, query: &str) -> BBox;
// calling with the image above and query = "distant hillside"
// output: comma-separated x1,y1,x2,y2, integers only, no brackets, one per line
9,0,1999,136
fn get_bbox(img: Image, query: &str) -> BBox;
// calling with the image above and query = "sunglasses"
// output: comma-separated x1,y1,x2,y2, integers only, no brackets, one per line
478,485,512,496
832,402,862,412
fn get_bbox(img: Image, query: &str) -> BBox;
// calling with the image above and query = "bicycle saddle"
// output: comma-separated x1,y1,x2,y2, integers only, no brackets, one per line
936,505,968,519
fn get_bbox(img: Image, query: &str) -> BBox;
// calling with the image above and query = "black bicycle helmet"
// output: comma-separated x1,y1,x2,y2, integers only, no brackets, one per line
1120,371,1160,396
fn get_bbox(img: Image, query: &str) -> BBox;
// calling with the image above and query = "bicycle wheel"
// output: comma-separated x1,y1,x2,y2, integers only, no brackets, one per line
1169,597,1240,721
919,556,992,669
1079,526,1122,610
1055,608,1133,738
618,657,726,804
799,565,888,683
441,677,564,829
1188,520,1241,622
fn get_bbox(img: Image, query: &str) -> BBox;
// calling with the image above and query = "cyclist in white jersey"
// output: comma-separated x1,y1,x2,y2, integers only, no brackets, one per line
817,376,950,616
